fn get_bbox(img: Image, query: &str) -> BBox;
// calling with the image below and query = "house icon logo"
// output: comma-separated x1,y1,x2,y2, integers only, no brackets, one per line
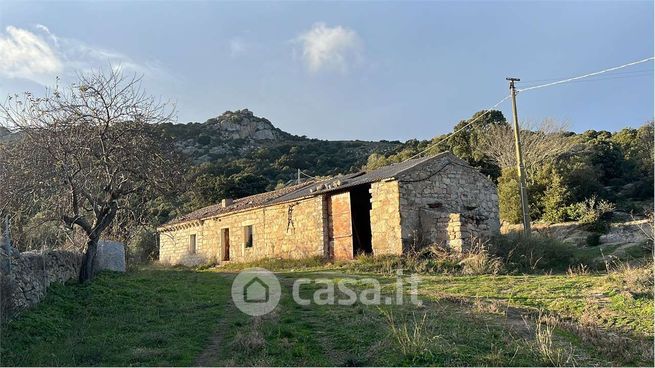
244,277,269,303
231,267,281,316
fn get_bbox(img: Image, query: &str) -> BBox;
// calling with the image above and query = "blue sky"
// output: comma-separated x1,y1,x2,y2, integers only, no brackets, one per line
0,1,652,141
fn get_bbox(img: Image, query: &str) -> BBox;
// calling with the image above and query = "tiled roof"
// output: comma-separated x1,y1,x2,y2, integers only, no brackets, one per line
161,152,450,228
162,181,317,226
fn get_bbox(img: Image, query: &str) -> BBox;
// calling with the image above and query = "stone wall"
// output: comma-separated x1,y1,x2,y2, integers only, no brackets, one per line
158,153,500,262
159,196,326,266
1,250,81,321
397,154,500,251
370,180,403,255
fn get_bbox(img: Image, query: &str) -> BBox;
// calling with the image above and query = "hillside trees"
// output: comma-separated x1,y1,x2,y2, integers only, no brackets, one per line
365,111,653,224
365,110,508,178
0,70,185,282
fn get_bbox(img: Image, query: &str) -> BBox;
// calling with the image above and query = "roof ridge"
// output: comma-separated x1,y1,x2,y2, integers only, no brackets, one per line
160,152,450,228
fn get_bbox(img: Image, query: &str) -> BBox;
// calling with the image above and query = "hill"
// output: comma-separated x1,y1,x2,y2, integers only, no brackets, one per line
156,109,402,211
159,108,399,167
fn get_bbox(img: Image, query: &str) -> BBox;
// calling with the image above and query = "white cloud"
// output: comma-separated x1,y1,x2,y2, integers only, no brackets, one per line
0,25,166,85
229,37,247,58
0,26,63,84
296,23,362,73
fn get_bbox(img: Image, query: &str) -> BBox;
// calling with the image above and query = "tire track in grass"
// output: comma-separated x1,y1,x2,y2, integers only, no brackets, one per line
193,298,239,366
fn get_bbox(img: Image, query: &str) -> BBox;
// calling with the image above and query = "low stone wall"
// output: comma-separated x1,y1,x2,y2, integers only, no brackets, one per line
1,250,82,321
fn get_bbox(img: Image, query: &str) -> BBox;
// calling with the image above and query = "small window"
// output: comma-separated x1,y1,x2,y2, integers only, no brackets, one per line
244,225,253,248
189,234,197,254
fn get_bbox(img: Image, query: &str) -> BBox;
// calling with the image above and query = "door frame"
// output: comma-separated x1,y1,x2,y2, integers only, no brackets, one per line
221,228,230,261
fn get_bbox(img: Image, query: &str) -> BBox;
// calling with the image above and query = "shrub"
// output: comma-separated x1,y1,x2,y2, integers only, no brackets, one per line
567,195,615,224
585,233,601,247
196,134,211,145
488,233,578,273
541,171,569,223
498,168,523,224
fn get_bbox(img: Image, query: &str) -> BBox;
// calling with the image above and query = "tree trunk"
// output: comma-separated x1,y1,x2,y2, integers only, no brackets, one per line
79,236,99,283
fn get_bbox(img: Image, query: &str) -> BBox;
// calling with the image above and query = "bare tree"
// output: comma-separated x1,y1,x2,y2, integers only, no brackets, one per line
478,119,575,177
0,70,184,282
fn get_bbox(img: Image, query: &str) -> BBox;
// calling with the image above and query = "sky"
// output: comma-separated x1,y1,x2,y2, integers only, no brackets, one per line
0,1,653,141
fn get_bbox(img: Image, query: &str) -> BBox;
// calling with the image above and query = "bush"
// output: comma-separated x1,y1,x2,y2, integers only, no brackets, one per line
488,233,578,273
585,233,601,247
498,168,522,224
127,229,159,264
541,171,569,223
567,195,615,224
196,134,211,145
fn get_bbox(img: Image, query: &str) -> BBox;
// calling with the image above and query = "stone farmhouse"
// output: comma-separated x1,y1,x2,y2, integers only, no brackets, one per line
157,152,500,266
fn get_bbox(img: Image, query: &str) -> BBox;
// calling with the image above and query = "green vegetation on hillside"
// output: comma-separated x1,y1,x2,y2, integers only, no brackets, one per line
366,111,653,224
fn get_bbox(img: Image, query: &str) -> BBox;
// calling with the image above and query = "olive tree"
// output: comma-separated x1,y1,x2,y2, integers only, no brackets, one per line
0,70,184,282
478,119,575,177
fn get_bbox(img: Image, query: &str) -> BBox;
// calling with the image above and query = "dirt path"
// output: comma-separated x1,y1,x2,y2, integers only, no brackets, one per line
194,301,234,366
193,275,239,367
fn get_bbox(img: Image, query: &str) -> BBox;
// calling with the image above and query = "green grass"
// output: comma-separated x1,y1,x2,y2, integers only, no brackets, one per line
415,273,654,337
203,274,551,366
1,266,652,366
0,268,231,366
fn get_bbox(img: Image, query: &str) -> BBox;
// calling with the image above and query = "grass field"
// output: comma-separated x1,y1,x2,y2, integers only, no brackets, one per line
1,264,652,366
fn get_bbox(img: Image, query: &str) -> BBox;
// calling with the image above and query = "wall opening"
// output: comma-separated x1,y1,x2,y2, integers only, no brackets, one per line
221,228,230,261
189,234,197,254
350,184,373,256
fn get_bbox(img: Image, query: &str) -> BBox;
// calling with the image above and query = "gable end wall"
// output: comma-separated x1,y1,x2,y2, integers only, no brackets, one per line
396,154,500,250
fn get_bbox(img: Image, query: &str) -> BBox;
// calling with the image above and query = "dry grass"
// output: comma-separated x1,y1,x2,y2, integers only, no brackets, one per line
458,241,504,275
545,310,654,364
379,309,445,360
533,314,576,367
607,262,654,297
472,297,506,316
566,263,590,277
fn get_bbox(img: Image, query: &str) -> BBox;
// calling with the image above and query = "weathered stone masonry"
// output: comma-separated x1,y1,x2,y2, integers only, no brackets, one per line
158,152,500,266
1,250,82,321
160,197,326,265
397,154,500,251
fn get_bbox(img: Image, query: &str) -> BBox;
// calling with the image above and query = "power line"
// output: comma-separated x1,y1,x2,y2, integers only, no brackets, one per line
517,56,654,92
407,94,511,160
517,68,653,84
383,57,654,163
519,71,652,88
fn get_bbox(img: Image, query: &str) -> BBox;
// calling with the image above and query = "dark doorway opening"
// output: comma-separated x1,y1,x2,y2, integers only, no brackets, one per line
350,184,373,256
221,228,230,261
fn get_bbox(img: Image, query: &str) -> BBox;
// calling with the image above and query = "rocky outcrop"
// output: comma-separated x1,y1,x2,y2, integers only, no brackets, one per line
0,250,82,321
170,109,294,163
204,109,288,141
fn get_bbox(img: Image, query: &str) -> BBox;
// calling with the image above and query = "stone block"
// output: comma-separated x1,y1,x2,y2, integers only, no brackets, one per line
94,240,126,272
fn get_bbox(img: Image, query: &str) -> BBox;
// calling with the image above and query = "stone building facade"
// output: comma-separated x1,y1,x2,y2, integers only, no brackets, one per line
158,152,500,266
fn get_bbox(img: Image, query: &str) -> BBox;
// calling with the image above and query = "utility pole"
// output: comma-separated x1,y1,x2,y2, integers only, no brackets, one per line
297,168,301,185
506,77,531,236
